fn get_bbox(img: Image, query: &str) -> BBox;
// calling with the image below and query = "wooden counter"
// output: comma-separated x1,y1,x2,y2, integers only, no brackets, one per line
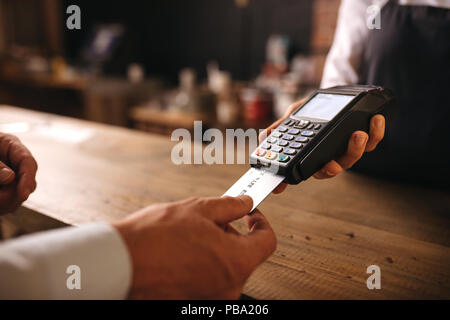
1,105,449,299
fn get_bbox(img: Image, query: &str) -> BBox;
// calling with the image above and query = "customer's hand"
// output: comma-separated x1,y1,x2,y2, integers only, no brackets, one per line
260,98,385,193
113,195,276,299
0,133,38,214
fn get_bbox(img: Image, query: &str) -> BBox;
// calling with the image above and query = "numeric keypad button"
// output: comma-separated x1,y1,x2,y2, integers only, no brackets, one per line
265,151,277,160
295,136,309,143
255,148,266,157
278,155,290,163
290,142,303,149
272,132,282,138
301,130,315,137
284,149,297,155
282,134,294,141
272,146,283,153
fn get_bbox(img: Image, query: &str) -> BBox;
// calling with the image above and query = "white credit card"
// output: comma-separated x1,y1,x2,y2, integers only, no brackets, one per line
223,167,285,212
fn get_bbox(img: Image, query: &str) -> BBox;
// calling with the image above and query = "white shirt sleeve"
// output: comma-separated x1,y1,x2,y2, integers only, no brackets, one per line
320,0,378,88
0,223,132,299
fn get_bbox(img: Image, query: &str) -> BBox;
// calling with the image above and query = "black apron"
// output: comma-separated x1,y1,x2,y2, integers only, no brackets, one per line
353,0,450,187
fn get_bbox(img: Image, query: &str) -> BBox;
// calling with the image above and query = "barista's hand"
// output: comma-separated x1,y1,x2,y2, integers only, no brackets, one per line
113,195,276,299
260,98,385,194
0,133,38,214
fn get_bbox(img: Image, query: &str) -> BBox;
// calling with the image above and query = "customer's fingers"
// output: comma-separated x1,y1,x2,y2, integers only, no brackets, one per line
15,156,38,202
197,195,253,224
0,185,19,214
240,210,277,268
0,186,15,204
0,134,38,200
223,223,241,235
0,161,15,185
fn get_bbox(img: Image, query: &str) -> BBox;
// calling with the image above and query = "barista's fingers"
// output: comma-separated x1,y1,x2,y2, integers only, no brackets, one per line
365,115,385,152
313,160,343,179
272,183,288,194
336,131,368,169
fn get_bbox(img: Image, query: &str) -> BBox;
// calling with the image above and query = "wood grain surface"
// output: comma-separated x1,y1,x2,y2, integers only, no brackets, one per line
1,105,449,299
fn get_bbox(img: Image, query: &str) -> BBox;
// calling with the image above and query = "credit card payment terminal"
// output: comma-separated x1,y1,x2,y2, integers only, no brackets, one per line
224,85,394,211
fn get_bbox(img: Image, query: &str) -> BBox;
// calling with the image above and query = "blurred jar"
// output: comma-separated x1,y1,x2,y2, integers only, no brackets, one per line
240,88,273,126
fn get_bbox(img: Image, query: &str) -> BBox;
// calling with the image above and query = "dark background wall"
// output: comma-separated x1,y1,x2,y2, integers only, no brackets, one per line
62,0,314,82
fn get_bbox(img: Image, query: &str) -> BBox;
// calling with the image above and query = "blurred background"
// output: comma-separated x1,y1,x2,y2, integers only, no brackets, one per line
0,0,340,135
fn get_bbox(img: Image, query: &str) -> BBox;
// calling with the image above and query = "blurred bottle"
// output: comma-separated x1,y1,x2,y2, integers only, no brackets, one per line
215,71,240,126
173,68,216,117
173,68,197,111
51,56,66,78
127,63,145,83
274,73,300,118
